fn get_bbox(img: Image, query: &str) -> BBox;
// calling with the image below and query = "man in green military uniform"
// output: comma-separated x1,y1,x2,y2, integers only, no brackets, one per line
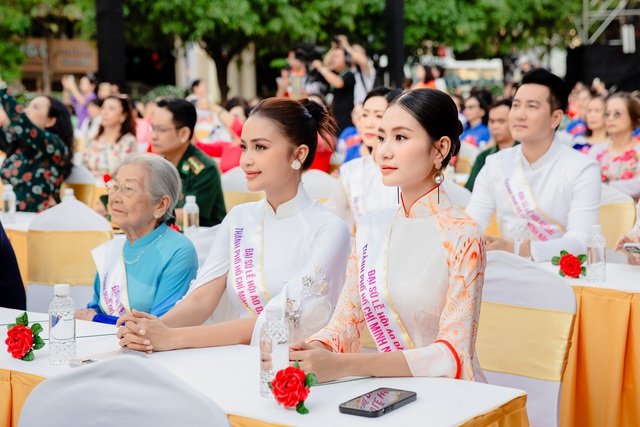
465,99,519,191
150,98,226,227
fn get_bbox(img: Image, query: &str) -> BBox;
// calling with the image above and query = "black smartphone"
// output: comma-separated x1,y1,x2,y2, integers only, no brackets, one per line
339,387,417,418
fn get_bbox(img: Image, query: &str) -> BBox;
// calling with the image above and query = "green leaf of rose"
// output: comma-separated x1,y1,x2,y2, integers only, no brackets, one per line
559,270,566,277
33,335,45,350
305,373,318,388
22,350,34,361
268,381,273,391
581,267,586,276
551,256,560,265
293,361,300,369
578,255,587,263
31,323,43,336
7,323,15,330
296,401,309,415
16,313,28,326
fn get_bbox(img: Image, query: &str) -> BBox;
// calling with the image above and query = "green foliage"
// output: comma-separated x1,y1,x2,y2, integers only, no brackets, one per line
141,85,187,103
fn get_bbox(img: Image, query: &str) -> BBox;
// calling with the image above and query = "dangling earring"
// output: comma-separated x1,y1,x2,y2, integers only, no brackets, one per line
433,167,444,204
291,159,302,170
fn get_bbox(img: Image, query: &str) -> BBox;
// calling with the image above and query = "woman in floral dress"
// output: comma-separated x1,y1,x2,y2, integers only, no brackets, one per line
589,92,640,200
0,80,74,212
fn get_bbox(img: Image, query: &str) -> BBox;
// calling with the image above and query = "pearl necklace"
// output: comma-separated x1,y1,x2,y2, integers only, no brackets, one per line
123,228,169,265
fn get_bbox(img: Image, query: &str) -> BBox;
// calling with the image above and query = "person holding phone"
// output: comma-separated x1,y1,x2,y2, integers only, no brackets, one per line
615,201,640,265
292,89,486,382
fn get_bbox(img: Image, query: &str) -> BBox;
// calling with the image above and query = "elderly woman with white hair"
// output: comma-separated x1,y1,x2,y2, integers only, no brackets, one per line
76,153,198,324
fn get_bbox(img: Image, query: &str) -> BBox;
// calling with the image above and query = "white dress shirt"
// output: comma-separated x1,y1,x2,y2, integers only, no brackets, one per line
466,139,601,261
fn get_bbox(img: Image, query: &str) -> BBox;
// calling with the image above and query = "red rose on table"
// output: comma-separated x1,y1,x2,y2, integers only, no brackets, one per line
270,366,310,408
5,324,34,359
559,253,582,278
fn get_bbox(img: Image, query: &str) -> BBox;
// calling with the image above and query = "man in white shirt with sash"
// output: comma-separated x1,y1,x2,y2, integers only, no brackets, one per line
466,69,601,262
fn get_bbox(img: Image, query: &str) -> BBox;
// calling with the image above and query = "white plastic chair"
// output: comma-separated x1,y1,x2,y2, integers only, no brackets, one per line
301,169,339,203
27,191,113,312
442,178,471,208
220,167,264,211
477,250,576,427
19,356,230,427
60,165,96,206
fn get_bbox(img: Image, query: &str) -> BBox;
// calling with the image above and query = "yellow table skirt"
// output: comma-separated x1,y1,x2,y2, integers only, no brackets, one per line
1,370,527,427
560,286,640,427
3,229,28,287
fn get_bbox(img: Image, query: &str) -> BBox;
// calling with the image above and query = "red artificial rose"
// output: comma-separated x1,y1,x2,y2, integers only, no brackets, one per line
559,253,582,278
103,173,112,184
270,366,310,408
5,325,34,359
169,224,181,233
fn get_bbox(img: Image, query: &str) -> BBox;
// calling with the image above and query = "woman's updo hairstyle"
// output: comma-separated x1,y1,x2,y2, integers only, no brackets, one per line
249,97,336,170
390,89,462,169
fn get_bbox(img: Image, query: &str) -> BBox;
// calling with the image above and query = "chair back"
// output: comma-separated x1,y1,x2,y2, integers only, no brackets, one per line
221,167,265,211
301,169,338,203
61,165,96,206
477,250,576,427
19,356,231,427
27,197,113,311
442,179,471,208
599,184,636,248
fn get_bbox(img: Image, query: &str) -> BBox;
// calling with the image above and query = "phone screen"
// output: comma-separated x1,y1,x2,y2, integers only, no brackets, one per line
340,388,416,414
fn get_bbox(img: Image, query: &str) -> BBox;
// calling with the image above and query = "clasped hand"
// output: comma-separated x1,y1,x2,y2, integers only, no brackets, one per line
289,341,342,383
116,309,172,353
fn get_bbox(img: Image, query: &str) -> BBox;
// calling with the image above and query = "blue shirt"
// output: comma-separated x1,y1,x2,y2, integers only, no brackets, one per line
460,122,491,149
88,223,198,324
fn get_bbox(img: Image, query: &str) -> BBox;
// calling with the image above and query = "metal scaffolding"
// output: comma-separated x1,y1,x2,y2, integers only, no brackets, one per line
579,0,640,46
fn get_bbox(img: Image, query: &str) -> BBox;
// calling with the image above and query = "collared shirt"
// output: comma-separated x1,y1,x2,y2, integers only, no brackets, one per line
466,138,601,261
176,144,226,227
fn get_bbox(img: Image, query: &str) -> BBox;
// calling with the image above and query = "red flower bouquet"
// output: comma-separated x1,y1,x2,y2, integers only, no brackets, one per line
268,362,317,414
5,313,45,361
552,251,586,278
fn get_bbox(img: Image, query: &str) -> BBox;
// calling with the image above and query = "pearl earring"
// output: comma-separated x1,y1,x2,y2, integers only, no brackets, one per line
291,159,302,170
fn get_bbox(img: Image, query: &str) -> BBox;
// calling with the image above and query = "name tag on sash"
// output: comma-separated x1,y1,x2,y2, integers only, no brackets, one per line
93,239,130,317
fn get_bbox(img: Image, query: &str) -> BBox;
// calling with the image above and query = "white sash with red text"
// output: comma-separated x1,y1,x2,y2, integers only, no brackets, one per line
228,206,270,316
357,209,415,352
500,156,565,241
92,238,131,317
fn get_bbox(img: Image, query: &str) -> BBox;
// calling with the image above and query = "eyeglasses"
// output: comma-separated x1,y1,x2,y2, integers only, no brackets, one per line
106,181,147,197
604,111,624,119
464,104,480,110
150,125,177,134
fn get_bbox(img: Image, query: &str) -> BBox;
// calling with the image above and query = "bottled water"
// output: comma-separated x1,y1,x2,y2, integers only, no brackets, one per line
48,284,76,366
259,305,289,398
512,219,531,259
183,195,199,236
1,184,17,224
62,188,76,201
587,224,606,283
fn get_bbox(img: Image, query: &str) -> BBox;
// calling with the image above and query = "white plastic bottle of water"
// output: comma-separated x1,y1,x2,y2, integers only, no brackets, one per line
587,224,606,283
512,219,531,259
1,184,17,224
259,305,289,398
62,188,76,201
48,284,76,366
183,195,199,236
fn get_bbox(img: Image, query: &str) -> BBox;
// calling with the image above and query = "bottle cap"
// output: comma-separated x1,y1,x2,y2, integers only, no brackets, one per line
4,184,12,192
186,195,196,204
591,224,602,233
63,188,76,200
54,284,70,297
265,305,282,321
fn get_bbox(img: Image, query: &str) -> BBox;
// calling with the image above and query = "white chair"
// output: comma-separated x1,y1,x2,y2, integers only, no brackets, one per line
477,250,576,427
19,356,230,427
457,143,480,173
220,167,265,211
301,169,339,203
185,225,239,325
60,165,96,206
442,178,471,208
27,192,113,312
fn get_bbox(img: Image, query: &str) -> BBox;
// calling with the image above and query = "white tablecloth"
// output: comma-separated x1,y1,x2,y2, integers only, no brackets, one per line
0,309,527,427
541,262,640,293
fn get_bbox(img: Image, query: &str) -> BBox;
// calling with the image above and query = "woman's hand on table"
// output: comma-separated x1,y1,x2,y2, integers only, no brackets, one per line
615,234,640,265
117,309,181,353
76,308,97,321
289,341,343,383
